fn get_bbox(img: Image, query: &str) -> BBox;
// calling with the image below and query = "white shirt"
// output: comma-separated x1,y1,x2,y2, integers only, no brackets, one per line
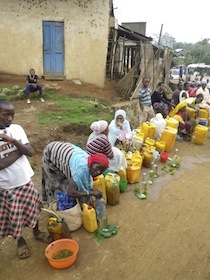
0,124,34,189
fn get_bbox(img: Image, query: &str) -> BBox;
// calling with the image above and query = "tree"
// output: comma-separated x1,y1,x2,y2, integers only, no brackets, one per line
152,32,176,48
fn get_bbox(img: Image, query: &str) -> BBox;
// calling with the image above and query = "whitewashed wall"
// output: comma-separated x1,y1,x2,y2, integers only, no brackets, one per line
0,0,110,87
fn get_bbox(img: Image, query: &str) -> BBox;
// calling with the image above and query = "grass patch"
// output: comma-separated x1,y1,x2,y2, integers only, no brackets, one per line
38,95,113,126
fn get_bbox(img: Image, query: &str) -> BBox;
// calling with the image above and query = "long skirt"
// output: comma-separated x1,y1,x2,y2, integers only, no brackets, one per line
42,142,72,204
42,142,90,206
0,181,42,239
153,102,169,117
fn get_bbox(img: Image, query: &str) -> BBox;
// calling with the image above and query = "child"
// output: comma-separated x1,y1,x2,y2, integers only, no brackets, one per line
0,99,51,259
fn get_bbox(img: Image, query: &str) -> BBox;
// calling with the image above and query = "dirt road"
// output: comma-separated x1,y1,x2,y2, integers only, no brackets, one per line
0,74,210,280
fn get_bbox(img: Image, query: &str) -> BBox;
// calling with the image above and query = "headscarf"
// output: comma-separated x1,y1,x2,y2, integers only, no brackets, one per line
108,109,132,146
200,80,207,85
69,144,92,192
90,120,108,134
179,90,189,103
88,153,109,168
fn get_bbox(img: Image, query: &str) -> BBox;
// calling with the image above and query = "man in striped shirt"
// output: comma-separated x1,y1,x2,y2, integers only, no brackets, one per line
138,77,155,125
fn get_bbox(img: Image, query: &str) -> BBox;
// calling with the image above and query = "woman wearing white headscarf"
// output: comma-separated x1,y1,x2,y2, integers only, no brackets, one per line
86,120,127,172
108,109,132,147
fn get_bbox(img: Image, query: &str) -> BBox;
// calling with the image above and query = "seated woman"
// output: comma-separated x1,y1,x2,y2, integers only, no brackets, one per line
86,120,127,172
179,82,190,103
151,82,172,118
42,141,109,205
108,109,132,147
169,101,196,141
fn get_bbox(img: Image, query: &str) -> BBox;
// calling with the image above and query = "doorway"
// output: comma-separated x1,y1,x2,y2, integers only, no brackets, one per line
43,21,64,77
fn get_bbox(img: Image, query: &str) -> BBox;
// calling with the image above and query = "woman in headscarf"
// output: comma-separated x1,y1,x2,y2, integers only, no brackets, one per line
86,120,127,172
42,141,109,205
108,109,132,147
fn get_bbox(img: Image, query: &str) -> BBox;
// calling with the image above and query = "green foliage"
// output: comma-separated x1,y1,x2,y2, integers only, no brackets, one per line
161,161,180,175
92,223,119,244
38,95,112,126
134,187,148,199
173,39,210,66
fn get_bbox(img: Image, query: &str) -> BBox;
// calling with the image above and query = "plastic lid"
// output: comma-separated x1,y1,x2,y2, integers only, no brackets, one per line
88,205,93,210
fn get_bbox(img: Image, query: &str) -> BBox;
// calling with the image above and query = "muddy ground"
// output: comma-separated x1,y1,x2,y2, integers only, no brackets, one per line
1,74,210,280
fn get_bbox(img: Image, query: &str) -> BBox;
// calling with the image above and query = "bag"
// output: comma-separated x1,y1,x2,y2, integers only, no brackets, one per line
42,198,82,232
150,113,166,139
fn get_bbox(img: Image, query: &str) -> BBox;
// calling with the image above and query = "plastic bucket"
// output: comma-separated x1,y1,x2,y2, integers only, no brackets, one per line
160,152,169,163
119,180,128,193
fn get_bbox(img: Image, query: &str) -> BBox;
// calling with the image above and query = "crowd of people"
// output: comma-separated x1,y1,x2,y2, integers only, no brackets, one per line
139,76,210,141
1,68,209,260
0,96,132,259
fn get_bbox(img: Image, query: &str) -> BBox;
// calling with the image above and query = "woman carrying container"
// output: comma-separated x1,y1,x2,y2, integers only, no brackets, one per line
169,101,196,141
42,142,109,205
86,120,127,172
108,109,132,147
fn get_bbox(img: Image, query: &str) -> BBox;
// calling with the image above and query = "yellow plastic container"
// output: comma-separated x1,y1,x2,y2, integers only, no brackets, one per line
131,153,143,169
160,126,177,153
155,140,166,153
117,165,127,181
142,149,154,168
192,125,208,145
135,131,145,139
140,122,156,140
166,117,179,130
47,217,66,241
82,203,98,233
93,174,107,205
145,137,156,147
186,107,196,119
126,163,141,184
105,173,120,205
200,109,208,119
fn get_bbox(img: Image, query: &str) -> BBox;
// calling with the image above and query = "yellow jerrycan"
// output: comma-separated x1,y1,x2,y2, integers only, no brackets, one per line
141,122,156,140
165,117,179,130
142,149,154,168
126,163,141,184
105,173,120,205
47,217,71,241
117,165,127,181
155,140,166,153
200,109,208,119
132,152,143,169
82,203,98,233
192,125,208,145
160,126,177,153
93,174,107,205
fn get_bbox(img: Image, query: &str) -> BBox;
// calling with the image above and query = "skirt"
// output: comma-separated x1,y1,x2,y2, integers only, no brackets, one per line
0,181,42,239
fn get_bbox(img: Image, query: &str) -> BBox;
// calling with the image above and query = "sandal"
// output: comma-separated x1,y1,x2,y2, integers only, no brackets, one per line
34,232,52,244
18,244,30,259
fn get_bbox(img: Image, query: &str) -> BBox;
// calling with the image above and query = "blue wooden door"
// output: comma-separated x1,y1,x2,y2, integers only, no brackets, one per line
43,21,64,75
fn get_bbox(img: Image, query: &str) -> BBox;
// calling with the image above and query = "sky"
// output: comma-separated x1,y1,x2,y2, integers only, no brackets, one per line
113,0,210,44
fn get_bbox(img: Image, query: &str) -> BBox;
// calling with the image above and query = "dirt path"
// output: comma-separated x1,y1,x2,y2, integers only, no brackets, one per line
0,74,210,280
